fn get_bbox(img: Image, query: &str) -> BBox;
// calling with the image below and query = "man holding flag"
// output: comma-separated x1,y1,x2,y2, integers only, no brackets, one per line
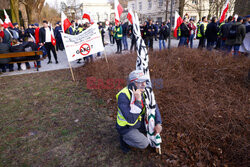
39,20,58,64
116,70,162,153
114,0,124,54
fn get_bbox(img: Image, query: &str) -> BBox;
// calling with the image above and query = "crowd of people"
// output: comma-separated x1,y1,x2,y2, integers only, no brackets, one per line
0,14,249,73
177,15,250,56
107,20,171,53
0,20,64,72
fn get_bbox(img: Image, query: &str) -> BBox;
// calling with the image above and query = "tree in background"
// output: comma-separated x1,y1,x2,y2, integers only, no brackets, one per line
41,3,60,24
208,0,235,19
10,0,20,25
178,0,185,17
234,0,250,16
19,0,45,24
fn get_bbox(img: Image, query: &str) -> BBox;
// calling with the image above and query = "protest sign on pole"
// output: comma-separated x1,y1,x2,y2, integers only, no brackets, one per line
61,23,105,62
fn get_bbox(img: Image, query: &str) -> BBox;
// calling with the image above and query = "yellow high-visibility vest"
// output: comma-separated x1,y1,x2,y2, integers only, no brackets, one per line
197,22,207,38
116,87,145,127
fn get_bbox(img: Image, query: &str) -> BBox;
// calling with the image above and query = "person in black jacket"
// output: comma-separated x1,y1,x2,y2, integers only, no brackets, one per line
39,20,58,64
0,37,11,72
55,21,64,51
128,24,136,52
178,18,190,47
205,17,219,51
10,38,39,70
25,24,35,38
145,20,155,51
122,22,128,50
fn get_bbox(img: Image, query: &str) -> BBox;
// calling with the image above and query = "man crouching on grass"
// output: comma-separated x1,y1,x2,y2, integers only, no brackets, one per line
116,70,162,153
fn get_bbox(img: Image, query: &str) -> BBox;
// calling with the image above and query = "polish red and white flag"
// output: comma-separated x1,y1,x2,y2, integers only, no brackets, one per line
127,9,134,24
50,24,56,46
219,0,229,23
61,12,71,33
114,0,123,25
0,18,4,26
3,9,14,28
82,13,94,24
174,11,183,38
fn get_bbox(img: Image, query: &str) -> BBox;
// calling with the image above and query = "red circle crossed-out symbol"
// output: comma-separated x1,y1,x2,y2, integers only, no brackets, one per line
79,43,91,56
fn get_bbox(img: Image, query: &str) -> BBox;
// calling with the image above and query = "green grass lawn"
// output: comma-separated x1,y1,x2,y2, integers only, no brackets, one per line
0,70,161,167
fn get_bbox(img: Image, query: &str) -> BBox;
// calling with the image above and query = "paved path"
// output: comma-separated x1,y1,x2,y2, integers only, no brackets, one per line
0,37,199,77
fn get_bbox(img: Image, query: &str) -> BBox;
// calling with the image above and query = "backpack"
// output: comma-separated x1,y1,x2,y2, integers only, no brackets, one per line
228,24,238,39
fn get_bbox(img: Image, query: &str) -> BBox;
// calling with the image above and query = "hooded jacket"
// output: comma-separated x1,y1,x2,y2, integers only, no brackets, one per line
225,22,246,45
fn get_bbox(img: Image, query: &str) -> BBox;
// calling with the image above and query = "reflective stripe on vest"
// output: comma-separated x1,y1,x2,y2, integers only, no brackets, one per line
116,87,145,127
217,22,225,36
197,22,207,38
178,27,181,37
115,27,123,38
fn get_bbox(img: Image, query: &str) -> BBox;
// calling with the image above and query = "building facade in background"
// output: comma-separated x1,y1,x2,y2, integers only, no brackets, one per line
127,0,234,23
80,0,112,22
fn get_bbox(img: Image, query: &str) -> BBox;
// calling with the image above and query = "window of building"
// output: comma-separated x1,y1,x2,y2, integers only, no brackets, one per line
159,0,163,7
139,2,142,10
192,0,198,4
131,3,135,10
190,16,197,21
148,0,152,9
157,17,162,23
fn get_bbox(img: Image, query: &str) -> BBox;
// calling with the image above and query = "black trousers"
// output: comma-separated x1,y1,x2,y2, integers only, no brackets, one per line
145,36,153,51
198,37,206,48
44,42,57,61
130,37,136,51
116,39,122,53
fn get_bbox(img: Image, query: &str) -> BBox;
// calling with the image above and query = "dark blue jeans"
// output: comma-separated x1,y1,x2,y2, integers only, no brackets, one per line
207,41,216,51
220,40,226,51
227,45,240,56
178,37,187,47
122,36,128,50
189,34,195,48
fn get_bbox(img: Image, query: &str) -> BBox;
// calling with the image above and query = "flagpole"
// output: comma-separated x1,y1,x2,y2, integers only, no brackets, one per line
68,61,75,81
104,49,108,64
168,0,174,49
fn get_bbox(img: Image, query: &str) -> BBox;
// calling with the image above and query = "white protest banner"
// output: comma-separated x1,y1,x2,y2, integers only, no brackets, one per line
61,24,104,62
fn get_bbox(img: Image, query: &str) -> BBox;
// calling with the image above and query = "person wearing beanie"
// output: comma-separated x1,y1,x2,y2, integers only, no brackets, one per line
116,70,162,153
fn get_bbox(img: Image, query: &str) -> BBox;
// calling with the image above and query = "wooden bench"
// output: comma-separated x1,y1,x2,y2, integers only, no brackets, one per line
0,51,47,71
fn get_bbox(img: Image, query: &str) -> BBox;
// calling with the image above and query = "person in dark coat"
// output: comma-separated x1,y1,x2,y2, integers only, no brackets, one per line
39,20,58,64
25,24,35,38
55,21,64,51
0,37,11,72
10,38,39,70
3,28,12,44
178,18,190,47
159,22,168,50
13,23,21,41
122,22,128,50
205,17,219,51
154,21,159,41
128,24,136,52
145,20,155,51
225,16,246,56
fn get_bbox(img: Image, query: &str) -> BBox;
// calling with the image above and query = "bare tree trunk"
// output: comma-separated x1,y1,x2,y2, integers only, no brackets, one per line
10,0,20,25
25,5,32,24
178,0,185,18
165,0,169,21
234,0,250,16
21,0,45,24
